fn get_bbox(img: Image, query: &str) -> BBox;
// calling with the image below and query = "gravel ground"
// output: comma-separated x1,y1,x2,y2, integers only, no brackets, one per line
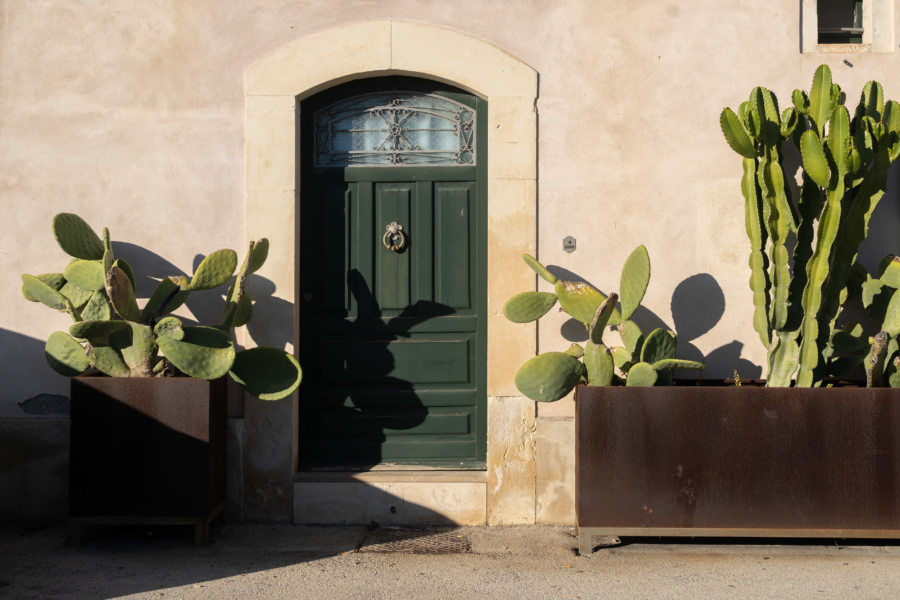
2,523,900,599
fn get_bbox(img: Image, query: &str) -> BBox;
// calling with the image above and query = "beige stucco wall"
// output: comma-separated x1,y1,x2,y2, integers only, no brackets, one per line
2,1,899,523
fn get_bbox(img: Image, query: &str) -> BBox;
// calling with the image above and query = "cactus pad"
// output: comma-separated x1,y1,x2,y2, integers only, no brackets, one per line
523,254,558,284
503,291,558,323
619,246,650,321
22,274,67,310
190,249,238,291
21,273,65,302
114,258,136,291
143,278,190,320
69,320,129,341
612,346,634,370
59,282,94,309
589,293,618,344
63,259,106,291
229,347,302,401
651,358,705,372
625,362,658,387
564,343,585,358
106,265,142,322
515,352,583,402
154,316,185,340
223,292,253,329
80,292,112,321
88,345,130,377
52,213,104,260
640,328,678,364
618,319,644,355
555,280,608,325
157,326,235,380
246,239,269,275
584,342,614,386
45,331,89,376
111,322,156,374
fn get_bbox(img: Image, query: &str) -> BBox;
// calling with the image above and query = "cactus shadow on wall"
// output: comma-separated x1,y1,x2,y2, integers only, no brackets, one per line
858,161,900,270
547,264,761,380
670,273,762,380
241,275,294,351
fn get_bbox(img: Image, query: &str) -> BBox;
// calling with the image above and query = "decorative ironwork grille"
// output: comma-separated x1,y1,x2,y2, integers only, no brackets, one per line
314,92,475,167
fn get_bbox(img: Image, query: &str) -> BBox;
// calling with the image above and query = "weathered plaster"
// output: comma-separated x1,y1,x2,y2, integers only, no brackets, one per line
535,418,575,524
486,396,536,525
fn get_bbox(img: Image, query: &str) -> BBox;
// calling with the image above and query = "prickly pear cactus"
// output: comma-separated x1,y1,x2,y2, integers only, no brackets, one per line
504,248,704,401
721,65,900,387
21,213,302,400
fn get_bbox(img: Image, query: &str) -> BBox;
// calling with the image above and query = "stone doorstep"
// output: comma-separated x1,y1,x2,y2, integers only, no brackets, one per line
293,471,488,526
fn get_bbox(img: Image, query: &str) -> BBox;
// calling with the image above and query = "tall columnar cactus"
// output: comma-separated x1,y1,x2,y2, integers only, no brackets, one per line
503,246,704,402
829,256,900,388
721,65,900,387
22,213,302,400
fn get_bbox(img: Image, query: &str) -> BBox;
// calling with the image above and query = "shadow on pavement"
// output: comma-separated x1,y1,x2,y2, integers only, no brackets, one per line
1,519,462,600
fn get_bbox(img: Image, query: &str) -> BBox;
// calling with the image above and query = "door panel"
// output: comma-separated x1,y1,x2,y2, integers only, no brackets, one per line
319,335,472,384
374,183,413,311
299,77,486,468
434,182,474,311
317,183,351,316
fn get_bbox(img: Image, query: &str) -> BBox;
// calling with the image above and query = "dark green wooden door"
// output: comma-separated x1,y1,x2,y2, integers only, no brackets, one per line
299,78,487,468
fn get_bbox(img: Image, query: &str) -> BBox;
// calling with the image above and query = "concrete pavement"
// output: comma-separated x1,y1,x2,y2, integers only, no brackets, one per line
2,523,900,599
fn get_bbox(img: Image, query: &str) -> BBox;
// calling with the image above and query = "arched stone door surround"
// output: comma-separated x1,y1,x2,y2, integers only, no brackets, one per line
243,21,538,524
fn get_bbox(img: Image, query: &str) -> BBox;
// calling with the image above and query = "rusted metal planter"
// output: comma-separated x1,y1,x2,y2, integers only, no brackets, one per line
576,384,900,553
68,376,226,545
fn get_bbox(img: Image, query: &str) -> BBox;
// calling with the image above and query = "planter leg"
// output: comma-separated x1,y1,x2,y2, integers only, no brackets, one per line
194,519,209,545
578,528,621,555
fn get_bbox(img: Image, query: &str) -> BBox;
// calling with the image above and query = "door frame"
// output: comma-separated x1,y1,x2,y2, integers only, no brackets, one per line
243,21,538,523
297,77,488,468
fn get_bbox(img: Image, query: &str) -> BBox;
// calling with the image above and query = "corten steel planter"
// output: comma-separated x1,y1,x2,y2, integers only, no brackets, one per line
68,376,226,545
576,384,900,553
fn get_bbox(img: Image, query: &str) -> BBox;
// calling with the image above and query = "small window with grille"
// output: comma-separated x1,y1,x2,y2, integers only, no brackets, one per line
818,0,863,44
803,0,892,53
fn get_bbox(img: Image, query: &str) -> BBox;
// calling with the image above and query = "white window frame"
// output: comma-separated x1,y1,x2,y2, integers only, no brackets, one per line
802,0,894,53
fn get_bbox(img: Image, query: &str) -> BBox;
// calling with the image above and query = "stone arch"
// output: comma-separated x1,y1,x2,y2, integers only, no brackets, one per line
243,21,538,524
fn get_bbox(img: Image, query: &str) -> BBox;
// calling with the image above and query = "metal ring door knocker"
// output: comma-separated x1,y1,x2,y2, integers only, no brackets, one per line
383,221,408,252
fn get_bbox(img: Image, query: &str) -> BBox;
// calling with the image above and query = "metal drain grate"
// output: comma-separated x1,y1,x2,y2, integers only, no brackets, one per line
357,527,471,554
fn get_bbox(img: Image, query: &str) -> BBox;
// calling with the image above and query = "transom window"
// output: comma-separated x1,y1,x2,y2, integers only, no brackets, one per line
313,92,475,167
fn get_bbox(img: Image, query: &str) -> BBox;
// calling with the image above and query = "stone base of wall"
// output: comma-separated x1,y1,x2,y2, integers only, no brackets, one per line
0,412,575,527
